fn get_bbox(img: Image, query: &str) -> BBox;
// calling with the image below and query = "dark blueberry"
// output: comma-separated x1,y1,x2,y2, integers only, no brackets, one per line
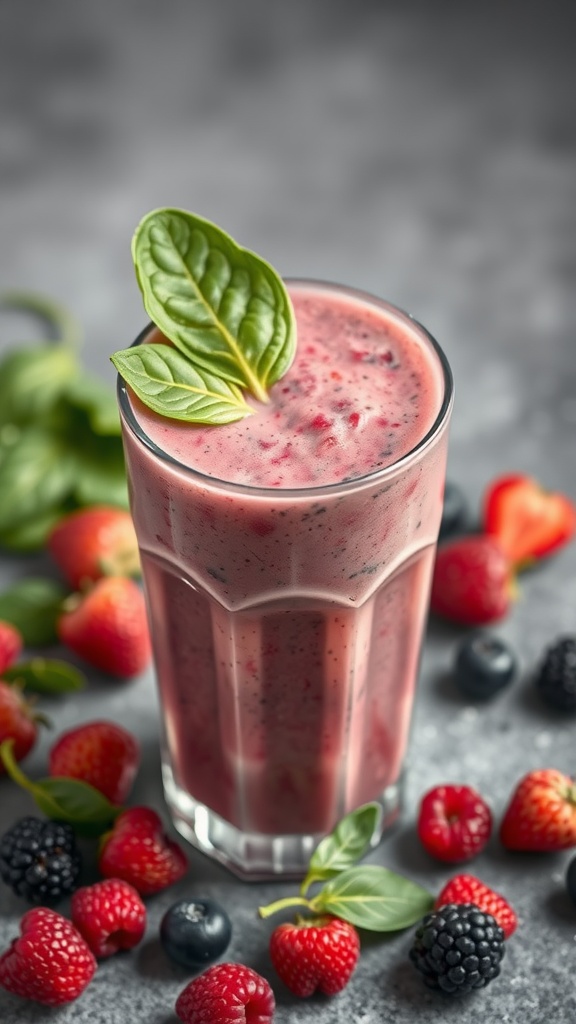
160,897,232,970
567,856,576,907
0,816,82,905
440,482,468,540
410,903,505,995
454,632,517,700
535,636,576,712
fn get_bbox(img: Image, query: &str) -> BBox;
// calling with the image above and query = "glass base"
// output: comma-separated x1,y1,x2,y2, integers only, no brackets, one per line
162,761,404,880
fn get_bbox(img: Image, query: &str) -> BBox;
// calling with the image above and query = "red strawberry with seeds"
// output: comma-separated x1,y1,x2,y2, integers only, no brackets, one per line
49,720,140,804
418,783,493,862
500,768,576,852
57,576,151,678
176,963,275,1024
0,907,96,1006
71,878,146,958
0,620,22,674
0,681,42,772
483,473,576,567
99,806,188,895
435,873,517,938
431,534,514,625
269,915,360,997
48,505,140,590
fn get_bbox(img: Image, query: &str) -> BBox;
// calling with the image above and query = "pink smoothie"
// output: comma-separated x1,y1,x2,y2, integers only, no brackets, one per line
120,281,451,848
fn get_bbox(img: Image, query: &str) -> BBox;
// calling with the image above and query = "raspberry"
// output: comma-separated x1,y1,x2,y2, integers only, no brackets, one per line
269,915,359,997
0,817,82,904
71,878,146,958
417,784,492,862
535,636,576,711
435,874,517,938
98,806,188,895
0,907,96,1005
410,903,505,995
175,963,275,1024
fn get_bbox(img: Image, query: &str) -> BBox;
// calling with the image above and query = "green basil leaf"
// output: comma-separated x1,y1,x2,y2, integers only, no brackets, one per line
0,344,78,427
0,506,71,553
32,777,120,831
112,343,253,424
69,435,129,509
0,578,66,645
131,208,296,402
312,865,434,932
0,427,76,532
3,658,86,695
61,375,121,436
303,803,380,892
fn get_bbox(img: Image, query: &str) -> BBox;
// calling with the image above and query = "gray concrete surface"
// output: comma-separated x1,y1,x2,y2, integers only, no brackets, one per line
0,1,575,1021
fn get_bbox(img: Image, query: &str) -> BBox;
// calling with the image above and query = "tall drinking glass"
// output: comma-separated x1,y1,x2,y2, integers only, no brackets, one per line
118,280,453,878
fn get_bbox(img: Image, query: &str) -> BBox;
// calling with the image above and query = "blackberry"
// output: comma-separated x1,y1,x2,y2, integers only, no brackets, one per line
409,903,505,995
536,636,576,711
0,816,82,905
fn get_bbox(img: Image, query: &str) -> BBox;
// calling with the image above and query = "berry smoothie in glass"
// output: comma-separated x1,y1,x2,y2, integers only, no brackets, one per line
116,213,453,878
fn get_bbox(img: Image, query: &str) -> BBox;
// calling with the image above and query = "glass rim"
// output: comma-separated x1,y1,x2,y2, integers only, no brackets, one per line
117,278,454,499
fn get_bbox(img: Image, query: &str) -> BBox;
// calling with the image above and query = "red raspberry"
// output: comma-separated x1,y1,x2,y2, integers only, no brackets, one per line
49,719,140,804
0,620,22,674
0,908,96,1006
48,505,140,590
417,784,492,862
71,878,146,958
176,963,275,1024
0,680,40,772
99,806,188,895
269,915,360,997
435,873,518,938
430,535,513,625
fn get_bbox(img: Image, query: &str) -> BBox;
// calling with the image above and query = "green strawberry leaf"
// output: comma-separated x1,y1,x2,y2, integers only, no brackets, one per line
0,343,78,427
2,658,86,695
0,740,121,835
112,343,253,424
0,427,76,532
128,207,296,405
311,865,434,931
301,802,380,894
0,578,66,645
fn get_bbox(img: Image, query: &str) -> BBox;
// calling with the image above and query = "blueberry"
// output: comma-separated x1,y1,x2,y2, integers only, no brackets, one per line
454,632,517,699
440,482,468,540
160,897,232,969
567,856,576,907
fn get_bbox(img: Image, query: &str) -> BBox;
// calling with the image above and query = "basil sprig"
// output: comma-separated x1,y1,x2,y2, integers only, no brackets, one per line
259,803,433,933
112,208,297,422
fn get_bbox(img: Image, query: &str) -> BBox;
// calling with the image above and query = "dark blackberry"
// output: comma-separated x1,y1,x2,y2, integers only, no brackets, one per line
409,903,505,995
536,636,576,711
0,816,82,905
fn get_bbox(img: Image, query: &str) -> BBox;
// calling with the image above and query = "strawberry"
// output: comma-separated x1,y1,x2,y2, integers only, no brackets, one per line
176,963,275,1024
417,783,493,862
48,505,140,590
499,768,576,852
430,534,514,625
0,681,41,772
0,620,23,674
49,720,140,804
435,873,517,938
99,806,188,895
483,473,576,567
57,576,151,678
71,878,146,958
269,916,360,997
0,907,96,1006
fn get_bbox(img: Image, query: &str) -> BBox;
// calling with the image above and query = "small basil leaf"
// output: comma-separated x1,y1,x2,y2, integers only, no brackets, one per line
31,777,120,831
312,866,434,932
112,343,253,424
0,428,76,532
3,658,86,695
304,803,380,890
131,208,296,402
0,578,66,646
0,344,78,427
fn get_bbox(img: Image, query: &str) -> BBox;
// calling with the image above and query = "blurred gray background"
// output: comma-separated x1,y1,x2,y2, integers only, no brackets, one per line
1,3,576,1023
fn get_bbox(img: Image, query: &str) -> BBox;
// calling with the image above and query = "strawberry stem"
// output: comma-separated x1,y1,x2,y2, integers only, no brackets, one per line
258,896,313,919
